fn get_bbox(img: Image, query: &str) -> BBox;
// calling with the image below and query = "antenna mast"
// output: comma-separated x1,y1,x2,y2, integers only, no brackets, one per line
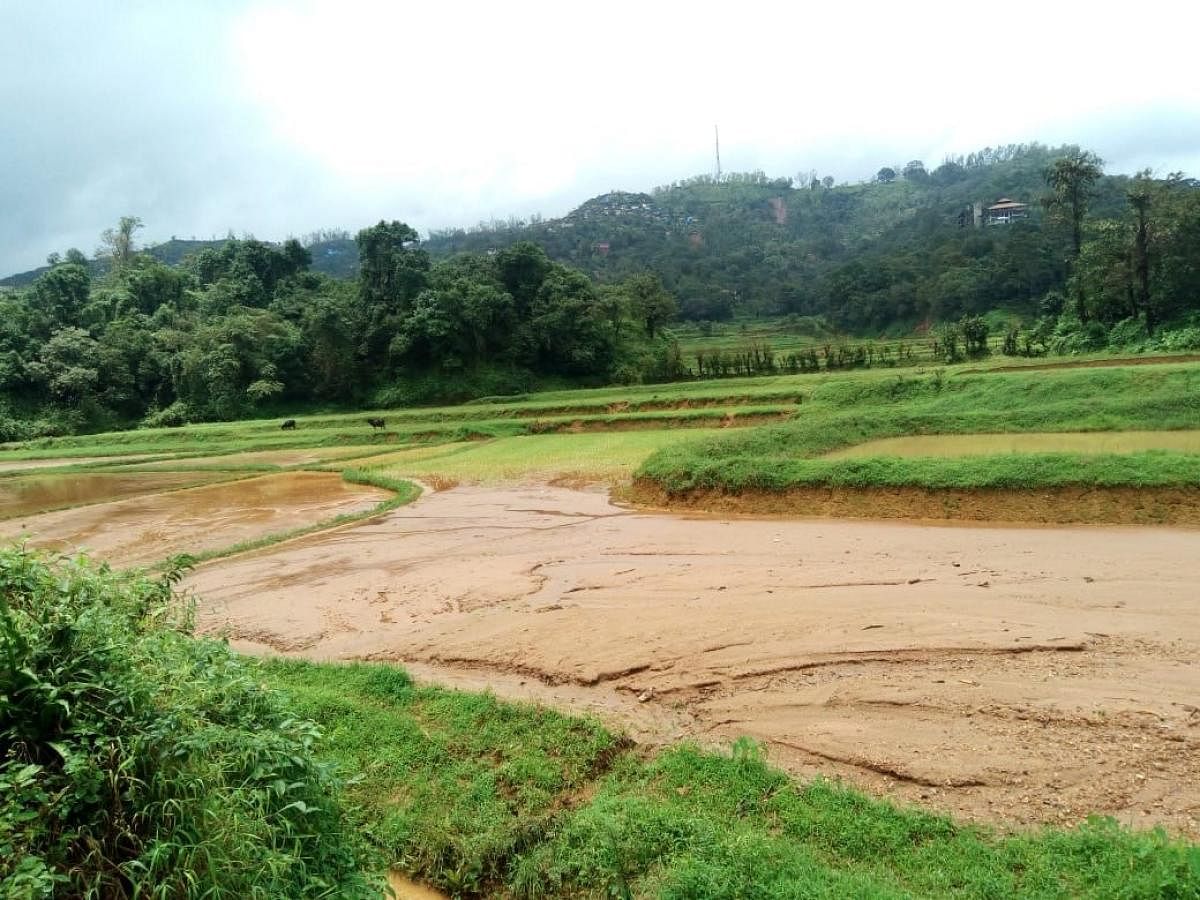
714,124,722,182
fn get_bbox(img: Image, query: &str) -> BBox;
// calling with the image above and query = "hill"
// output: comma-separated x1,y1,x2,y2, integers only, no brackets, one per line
425,143,1138,330
0,236,360,287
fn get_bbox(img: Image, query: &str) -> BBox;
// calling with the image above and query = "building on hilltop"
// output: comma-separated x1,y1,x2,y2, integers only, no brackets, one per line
985,198,1029,225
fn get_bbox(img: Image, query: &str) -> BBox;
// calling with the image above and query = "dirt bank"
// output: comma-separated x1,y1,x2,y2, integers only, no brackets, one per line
188,483,1200,837
628,481,1200,526
0,471,390,568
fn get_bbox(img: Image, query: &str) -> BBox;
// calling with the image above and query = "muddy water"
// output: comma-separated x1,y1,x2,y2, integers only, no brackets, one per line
190,483,1200,837
826,429,1200,458
0,471,233,520
0,471,390,568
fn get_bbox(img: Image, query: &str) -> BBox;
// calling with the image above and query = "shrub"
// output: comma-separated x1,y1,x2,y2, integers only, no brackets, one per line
1156,326,1200,352
1107,317,1149,350
141,400,192,428
0,547,373,898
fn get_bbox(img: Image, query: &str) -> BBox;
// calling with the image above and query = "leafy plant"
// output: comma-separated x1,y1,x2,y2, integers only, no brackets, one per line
0,547,374,898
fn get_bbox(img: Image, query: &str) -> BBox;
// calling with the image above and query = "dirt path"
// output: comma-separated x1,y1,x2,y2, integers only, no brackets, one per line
187,483,1200,837
0,472,389,568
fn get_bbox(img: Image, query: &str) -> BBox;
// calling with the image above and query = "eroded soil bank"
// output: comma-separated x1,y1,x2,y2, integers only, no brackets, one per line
0,471,389,568
188,483,1200,837
629,481,1200,526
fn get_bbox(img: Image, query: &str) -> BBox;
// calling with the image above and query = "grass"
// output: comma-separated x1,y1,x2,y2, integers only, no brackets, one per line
263,658,1200,898
638,364,1200,495
364,430,730,484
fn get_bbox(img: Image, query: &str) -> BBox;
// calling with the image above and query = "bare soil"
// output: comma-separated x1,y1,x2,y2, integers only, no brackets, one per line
629,481,1200,526
187,483,1200,837
0,472,389,568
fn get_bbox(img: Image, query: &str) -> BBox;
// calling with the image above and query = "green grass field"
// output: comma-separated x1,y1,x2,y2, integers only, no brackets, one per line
637,364,1200,495
359,430,729,484
265,659,1200,898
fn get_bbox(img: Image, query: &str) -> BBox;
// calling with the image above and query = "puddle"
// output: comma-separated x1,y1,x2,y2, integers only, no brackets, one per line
0,471,233,520
0,471,390,568
825,429,1200,459
386,871,448,899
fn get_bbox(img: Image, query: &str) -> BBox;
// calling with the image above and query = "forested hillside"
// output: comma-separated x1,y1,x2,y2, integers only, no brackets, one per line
0,234,359,288
3,142,1198,437
426,143,1198,335
0,220,681,437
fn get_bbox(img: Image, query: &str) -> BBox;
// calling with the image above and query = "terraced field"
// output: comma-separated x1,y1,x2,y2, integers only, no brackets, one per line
3,357,1200,895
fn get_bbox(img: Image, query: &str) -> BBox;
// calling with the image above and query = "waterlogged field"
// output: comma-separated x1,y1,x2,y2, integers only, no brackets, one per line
4,358,1200,896
0,470,236,519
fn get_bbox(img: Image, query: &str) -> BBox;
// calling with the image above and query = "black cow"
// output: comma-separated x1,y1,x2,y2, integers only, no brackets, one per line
367,417,385,431
280,419,297,430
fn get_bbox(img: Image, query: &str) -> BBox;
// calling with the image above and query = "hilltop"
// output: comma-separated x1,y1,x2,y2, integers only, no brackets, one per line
0,236,359,288
425,142,1142,329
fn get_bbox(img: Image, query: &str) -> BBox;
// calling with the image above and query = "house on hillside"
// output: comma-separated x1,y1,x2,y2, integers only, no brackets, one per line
986,198,1029,225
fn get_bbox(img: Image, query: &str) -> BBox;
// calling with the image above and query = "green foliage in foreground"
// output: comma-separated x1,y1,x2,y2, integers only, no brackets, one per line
0,548,373,899
264,659,1200,899
639,364,1200,493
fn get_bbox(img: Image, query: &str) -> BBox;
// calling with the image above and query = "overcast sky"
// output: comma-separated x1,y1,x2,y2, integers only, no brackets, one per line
2,0,1199,276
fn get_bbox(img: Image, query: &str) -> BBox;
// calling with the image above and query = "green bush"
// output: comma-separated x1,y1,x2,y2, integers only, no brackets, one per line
0,547,373,899
1157,326,1200,352
140,400,192,428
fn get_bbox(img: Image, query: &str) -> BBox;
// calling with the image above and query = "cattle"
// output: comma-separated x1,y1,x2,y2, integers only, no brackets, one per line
367,417,385,431
280,419,297,430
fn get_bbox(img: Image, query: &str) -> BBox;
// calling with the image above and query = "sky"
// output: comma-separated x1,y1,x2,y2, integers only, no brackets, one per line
2,0,1199,277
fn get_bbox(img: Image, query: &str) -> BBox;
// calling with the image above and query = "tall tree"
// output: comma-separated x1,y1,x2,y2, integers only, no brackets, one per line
1043,151,1103,258
1127,170,1154,332
1044,151,1103,320
98,216,144,272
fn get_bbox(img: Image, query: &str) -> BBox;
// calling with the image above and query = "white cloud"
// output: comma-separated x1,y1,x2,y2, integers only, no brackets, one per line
2,0,1198,275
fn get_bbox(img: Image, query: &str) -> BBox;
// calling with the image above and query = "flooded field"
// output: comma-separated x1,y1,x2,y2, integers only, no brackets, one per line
0,471,233,520
190,482,1200,837
0,471,390,568
826,429,1200,458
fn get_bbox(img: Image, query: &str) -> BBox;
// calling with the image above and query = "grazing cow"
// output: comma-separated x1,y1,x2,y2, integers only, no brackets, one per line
367,417,385,431
280,419,297,430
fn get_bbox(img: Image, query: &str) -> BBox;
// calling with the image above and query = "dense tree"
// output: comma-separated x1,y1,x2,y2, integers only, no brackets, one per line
1044,150,1104,258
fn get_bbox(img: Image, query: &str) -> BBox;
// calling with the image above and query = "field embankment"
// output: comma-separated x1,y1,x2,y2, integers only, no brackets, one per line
635,364,1200,522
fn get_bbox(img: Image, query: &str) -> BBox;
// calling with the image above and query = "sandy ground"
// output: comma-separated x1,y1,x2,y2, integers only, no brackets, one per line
0,472,389,568
187,482,1200,837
